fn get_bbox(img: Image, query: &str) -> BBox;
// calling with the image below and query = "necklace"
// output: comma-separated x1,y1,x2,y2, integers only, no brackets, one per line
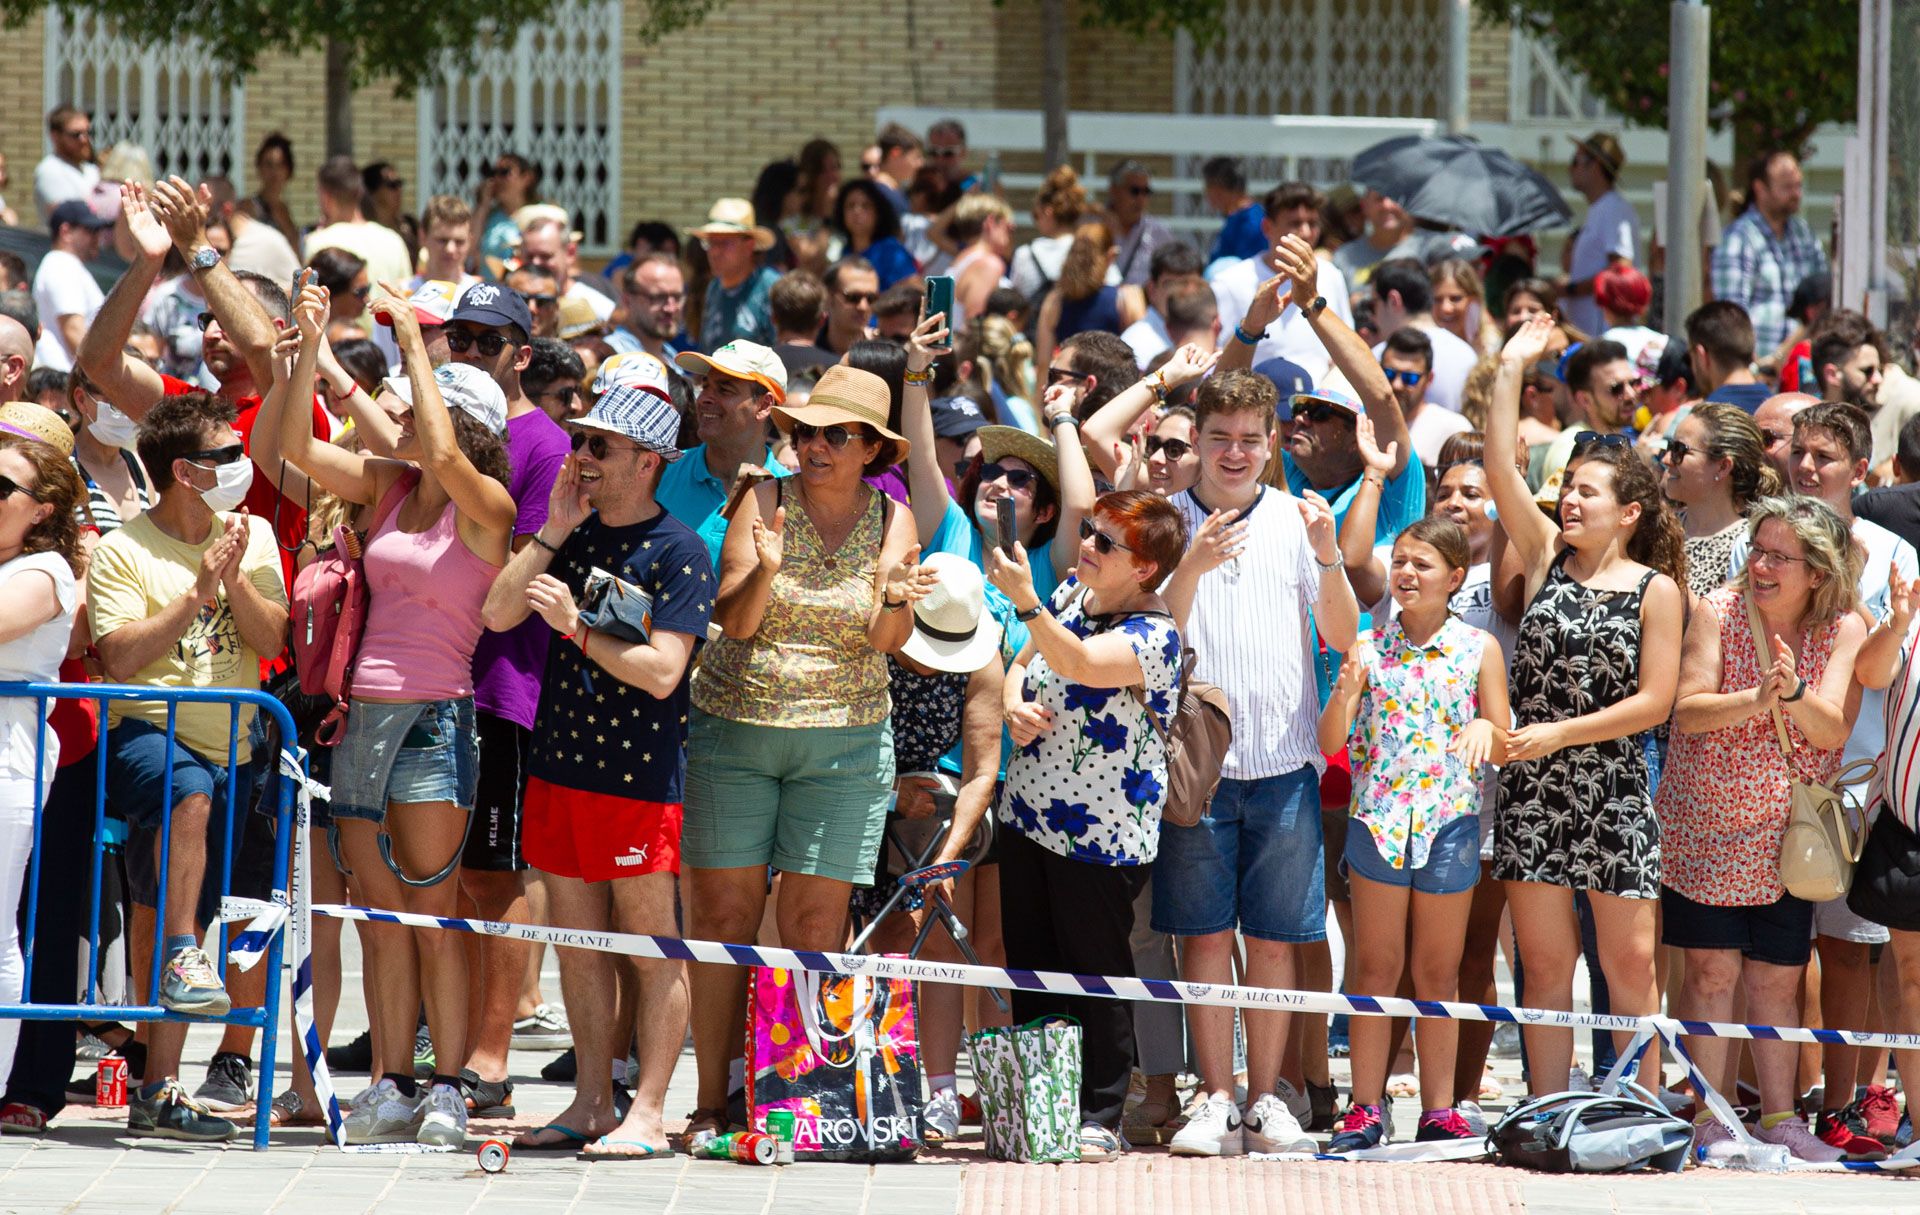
798,482,863,569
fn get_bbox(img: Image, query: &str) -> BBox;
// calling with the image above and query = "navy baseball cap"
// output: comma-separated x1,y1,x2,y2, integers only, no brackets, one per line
450,281,535,335
49,199,111,234
1252,356,1313,419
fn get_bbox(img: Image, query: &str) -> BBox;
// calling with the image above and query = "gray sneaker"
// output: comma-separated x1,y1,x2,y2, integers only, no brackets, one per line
128,1078,237,1142
510,1003,571,1050
159,946,231,1017
193,1052,254,1113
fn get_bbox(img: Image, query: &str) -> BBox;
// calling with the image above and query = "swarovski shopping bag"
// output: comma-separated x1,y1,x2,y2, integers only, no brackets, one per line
967,1016,1082,1163
745,966,922,1161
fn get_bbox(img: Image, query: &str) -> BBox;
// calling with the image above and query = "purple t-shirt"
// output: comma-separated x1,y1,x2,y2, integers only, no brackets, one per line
472,407,572,729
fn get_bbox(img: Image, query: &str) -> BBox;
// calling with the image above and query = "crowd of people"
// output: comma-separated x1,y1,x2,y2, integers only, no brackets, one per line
2,106,1920,1174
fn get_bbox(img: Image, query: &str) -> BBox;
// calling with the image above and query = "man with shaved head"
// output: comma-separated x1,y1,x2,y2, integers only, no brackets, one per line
0,315,31,402
1754,391,1817,482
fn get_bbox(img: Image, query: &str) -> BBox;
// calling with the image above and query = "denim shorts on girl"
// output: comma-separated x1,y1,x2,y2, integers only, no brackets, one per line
1341,813,1481,896
329,698,479,823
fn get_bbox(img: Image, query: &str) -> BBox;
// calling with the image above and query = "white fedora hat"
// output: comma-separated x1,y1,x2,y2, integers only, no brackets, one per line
899,552,1003,674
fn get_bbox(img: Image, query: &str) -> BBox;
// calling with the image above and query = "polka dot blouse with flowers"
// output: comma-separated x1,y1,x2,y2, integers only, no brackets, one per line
997,579,1182,867
1345,614,1490,871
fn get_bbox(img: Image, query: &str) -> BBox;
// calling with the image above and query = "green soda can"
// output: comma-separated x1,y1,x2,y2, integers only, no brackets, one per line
765,1110,796,1163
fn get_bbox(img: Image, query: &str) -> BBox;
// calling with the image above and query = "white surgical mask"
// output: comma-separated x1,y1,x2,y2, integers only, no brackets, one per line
195,456,253,513
89,398,139,450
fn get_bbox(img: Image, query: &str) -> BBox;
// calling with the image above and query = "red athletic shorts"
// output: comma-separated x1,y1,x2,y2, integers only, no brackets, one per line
523,777,683,882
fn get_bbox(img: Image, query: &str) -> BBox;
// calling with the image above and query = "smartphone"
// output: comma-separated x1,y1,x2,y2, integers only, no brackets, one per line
981,151,1001,195
923,275,956,350
292,267,314,299
995,496,1018,556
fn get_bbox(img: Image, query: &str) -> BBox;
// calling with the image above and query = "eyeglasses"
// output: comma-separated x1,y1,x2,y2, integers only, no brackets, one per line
1079,518,1134,554
980,462,1037,490
1572,430,1630,452
0,473,41,503
1294,402,1351,426
792,420,871,449
1379,367,1424,389
839,291,878,307
634,289,687,307
182,444,246,466
1759,428,1791,447
1661,438,1697,464
538,384,579,409
1749,544,1809,567
61,126,91,140
1045,365,1089,387
1144,435,1192,460
570,430,640,459
930,146,965,159
446,328,509,357
377,177,403,190
1123,185,1153,198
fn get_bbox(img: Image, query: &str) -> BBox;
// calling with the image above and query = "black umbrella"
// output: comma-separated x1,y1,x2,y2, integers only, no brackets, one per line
1350,134,1573,238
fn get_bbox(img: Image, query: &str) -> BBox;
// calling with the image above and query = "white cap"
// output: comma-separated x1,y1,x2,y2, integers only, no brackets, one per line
380,364,508,435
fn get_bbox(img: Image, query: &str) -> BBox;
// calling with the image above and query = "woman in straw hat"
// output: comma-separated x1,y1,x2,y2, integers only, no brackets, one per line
864,550,1009,1143
683,363,935,1142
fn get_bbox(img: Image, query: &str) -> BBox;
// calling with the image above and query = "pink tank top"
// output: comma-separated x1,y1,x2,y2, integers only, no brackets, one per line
350,487,502,701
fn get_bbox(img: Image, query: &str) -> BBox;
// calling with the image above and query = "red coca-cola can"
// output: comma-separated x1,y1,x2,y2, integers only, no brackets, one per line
96,1055,128,1108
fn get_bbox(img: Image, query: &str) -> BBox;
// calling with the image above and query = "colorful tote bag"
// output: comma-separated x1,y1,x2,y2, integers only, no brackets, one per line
968,1016,1082,1163
746,966,923,1161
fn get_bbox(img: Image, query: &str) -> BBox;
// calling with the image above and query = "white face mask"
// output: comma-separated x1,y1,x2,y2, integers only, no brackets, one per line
193,455,253,513
89,398,140,449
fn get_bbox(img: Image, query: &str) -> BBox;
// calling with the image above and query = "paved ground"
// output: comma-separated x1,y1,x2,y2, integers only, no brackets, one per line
2,927,1915,1213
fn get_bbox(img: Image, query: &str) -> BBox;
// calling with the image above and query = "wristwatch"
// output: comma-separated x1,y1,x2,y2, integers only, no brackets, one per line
1305,295,1327,319
189,246,221,273
1015,603,1046,623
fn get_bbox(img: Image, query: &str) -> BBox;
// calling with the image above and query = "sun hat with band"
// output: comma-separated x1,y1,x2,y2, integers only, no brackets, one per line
974,425,1058,495
900,552,1002,674
690,198,776,252
675,340,788,403
572,382,682,462
773,364,910,468
0,402,75,457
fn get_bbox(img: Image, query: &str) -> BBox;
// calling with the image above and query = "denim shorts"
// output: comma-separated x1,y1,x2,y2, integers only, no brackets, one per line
329,698,479,824
681,709,894,884
1342,813,1482,896
107,719,260,925
1661,884,1814,967
1151,765,1326,942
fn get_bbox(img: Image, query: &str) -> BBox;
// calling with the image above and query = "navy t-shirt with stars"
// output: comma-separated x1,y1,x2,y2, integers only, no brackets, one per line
530,509,715,803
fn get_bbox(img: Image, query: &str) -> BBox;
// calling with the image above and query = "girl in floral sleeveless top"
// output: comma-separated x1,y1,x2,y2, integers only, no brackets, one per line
1316,515,1510,1151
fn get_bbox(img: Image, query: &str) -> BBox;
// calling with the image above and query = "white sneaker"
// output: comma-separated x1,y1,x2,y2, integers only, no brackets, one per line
1752,1114,1845,1163
1243,1092,1314,1153
416,1083,468,1148
1567,1066,1593,1093
923,1086,961,1143
1168,1093,1245,1157
1272,1077,1311,1126
354,1085,426,1144
1456,1100,1488,1137
343,1078,400,1142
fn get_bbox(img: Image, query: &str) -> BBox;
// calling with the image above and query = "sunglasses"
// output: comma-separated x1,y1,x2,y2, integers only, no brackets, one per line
446,329,510,357
377,177,404,190
930,146,964,159
1661,438,1697,464
1602,380,1636,399
1123,185,1153,198
570,431,639,459
1079,518,1134,554
182,444,246,466
1294,401,1351,425
1572,430,1630,452
979,462,1037,490
1144,435,1192,460
1045,365,1090,387
839,291,878,306
0,472,40,502
539,384,580,408
1380,367,1424,388
1759,427,1791,447
792,420,872,449
196,311,217,332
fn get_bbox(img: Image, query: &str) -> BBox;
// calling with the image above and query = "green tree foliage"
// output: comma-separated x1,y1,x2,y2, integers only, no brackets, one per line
1481,0,1857,162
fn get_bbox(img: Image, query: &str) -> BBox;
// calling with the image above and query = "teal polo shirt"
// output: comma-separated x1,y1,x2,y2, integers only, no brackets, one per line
656,443,791,569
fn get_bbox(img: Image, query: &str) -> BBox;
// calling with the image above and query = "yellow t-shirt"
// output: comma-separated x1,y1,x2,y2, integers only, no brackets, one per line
87,512,288,763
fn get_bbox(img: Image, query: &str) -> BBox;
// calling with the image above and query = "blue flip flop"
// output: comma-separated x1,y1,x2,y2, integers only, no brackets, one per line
581,1138,675,1160
515,1122,590,1151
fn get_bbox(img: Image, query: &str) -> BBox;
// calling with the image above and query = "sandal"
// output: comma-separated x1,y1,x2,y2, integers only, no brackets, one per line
457,1068,516,1118
268,1091,327,1128
681,1106,732,1148
0,1101,48,1135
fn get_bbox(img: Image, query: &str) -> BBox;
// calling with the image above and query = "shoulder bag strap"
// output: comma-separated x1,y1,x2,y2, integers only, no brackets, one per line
370,466,420,533
1742,593,1795,757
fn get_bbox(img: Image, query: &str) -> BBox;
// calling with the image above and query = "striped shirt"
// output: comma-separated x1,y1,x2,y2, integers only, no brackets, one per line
1873,621,1920,832
72,451,150,535
1171,485,1326,781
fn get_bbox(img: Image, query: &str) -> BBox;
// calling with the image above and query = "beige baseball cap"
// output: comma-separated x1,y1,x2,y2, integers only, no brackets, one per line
674,340,789,404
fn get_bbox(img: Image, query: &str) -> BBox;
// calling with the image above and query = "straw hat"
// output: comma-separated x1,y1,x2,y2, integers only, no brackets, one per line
899,552,1003,674
0,403,75,457
975,425,1058,495
691,198,776,252
772,365,909,467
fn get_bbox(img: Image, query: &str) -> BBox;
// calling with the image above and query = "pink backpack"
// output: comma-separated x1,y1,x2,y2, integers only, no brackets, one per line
291,470,418,745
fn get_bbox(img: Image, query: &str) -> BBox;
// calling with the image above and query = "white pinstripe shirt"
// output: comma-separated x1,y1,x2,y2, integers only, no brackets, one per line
1171,486,1327,781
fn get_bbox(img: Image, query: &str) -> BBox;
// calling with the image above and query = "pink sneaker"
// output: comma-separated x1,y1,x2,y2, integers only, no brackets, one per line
1752,1114,1844,1163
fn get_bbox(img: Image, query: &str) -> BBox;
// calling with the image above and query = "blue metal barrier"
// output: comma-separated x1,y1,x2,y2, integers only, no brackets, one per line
0,681,300,1151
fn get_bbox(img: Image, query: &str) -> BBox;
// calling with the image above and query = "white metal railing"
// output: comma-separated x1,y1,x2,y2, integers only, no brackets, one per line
43,10,248,191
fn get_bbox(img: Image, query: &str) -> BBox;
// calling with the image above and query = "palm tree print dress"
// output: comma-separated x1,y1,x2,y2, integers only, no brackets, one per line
1494,552,1659,898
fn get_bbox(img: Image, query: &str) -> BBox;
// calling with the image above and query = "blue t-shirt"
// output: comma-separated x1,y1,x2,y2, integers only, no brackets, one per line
1210,203,1269,264
530,510,714,802
1705,382,1773,414
700,265,781,351
859,237,921,290
656,444,791,571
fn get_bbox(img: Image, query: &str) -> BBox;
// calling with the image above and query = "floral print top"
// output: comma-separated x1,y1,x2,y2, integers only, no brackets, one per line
998,579,1182,866
1346,614,1490,870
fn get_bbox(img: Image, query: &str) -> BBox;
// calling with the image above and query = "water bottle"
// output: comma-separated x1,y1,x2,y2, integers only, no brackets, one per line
1696,1138,1790,1172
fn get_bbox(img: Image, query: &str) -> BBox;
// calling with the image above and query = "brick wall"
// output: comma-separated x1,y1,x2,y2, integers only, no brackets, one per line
1,12,48,223
1469,16,1512,125
242,54,420,238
